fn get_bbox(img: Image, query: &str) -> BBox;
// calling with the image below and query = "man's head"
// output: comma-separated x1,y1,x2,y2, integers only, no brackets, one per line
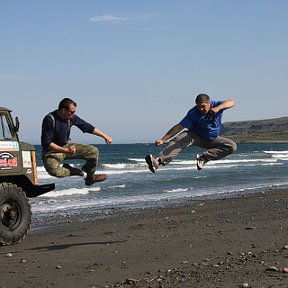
58,98,77,120
195,94,211,114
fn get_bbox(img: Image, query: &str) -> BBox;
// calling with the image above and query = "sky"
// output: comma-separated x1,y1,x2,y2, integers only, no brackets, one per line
1,0,287,144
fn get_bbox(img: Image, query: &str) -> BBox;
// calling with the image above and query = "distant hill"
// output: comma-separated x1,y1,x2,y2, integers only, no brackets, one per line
221,116,288,143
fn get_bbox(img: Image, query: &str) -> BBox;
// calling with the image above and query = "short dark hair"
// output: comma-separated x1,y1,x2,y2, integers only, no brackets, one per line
58,98,77,110
195,94,210,104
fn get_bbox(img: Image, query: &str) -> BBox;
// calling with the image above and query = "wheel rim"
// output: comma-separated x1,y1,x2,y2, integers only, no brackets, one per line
0,200,21,230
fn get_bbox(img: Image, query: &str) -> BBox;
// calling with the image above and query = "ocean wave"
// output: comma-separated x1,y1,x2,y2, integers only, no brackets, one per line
103,163,140,169
164,188,189,193
212,158,277,164
264,150,288,154
127,158,145,162
106,184,126,190
32,190,198,214
30,143,288,218
32,181,288,215
263,150,288,159
36,156,281,179
38,187,93,198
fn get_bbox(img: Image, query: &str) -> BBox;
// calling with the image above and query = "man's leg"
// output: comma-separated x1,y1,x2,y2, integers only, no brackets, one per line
43,153,70,177
69,144,99,178
199,137,237,161
158,131,194,165
146,131,194,173
43,143,99,178
70,143,107,185
195,137,237,170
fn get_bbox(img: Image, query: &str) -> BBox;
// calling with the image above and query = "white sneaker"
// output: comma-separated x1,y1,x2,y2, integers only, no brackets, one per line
196,154,208,170
145,154,159,173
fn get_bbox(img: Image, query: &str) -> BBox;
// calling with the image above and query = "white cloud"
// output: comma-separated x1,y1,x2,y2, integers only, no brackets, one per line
0,74,34,81
89,13,159,23
90,14,134,23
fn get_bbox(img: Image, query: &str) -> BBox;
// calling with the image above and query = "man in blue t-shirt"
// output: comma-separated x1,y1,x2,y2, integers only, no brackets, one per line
41,98,112,186
145,94,237,173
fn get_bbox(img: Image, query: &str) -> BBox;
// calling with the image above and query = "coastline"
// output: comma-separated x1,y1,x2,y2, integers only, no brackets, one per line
1,187,288,287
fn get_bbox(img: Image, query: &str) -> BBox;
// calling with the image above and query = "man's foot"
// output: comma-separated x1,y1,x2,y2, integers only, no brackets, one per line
85,174,108,186
63,163,84,176
145,154,159,173
196,154,208,170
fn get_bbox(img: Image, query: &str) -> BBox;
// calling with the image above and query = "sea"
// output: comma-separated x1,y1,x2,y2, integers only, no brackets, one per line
31,143,288,222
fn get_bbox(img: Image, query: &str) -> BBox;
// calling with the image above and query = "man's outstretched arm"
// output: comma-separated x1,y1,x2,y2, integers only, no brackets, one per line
155,123,184,146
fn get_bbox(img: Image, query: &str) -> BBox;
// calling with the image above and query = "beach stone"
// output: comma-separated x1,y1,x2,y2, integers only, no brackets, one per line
266,266,278,272
126,278,139,284
282,267,288,273
245,226,256,230
5,253,12,257
240,283,250,288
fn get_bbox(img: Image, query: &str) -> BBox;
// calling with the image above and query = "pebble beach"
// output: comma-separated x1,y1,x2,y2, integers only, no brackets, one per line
1,187,288,288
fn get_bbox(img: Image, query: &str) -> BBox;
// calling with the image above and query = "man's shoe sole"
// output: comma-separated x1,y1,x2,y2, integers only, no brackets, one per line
145,155,156,173
85,174,108,186
196,154,202,171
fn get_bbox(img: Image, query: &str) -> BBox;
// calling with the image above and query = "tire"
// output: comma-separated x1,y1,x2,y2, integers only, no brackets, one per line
0,182,31,245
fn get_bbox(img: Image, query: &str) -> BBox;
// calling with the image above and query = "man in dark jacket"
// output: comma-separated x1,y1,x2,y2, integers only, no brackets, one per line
41,98,112,186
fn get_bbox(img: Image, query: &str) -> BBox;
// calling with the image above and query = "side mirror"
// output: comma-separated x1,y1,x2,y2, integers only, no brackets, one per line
14,116,20,132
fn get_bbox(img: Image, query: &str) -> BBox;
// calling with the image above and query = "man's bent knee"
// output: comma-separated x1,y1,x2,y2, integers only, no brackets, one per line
91,146,99,158
43,156,69,178
231,141,237,153
44,165,69,178
81,145,99,159
227,140,237,155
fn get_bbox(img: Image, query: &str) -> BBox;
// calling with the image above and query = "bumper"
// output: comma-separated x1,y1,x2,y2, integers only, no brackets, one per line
26,183,55,198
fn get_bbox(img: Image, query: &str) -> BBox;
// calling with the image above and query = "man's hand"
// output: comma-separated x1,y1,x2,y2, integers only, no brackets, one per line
155,139,164,146
209,107,219,115
104,135,113,145
68,145,76,154
154,124,184,146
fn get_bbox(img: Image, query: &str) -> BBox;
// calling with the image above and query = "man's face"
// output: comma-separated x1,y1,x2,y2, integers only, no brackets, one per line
63,104,76,120
196,101,211,114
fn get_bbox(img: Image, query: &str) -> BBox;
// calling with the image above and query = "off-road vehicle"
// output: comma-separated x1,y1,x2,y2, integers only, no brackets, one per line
0,107,55,245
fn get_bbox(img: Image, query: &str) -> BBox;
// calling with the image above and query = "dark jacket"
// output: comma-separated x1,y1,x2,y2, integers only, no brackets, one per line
41,110,95,151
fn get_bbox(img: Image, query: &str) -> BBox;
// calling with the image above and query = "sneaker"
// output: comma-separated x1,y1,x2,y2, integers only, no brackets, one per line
85,174,108,186
145,154,159,173
196,154,208,170
63,163,84,176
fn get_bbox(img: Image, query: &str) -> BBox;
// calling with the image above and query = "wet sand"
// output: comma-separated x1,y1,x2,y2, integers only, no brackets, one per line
1,188,288,288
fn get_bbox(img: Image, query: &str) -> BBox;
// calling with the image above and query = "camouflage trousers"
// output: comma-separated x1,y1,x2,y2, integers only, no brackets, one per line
42,143,99,178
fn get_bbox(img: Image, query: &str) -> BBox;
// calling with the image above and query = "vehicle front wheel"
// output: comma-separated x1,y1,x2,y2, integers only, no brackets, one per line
0,182,31,245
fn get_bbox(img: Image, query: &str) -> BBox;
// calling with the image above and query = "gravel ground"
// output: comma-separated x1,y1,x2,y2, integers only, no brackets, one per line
1,188,288,288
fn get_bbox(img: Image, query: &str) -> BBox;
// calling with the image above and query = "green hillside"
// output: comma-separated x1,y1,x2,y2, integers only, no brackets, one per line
221,116,288,143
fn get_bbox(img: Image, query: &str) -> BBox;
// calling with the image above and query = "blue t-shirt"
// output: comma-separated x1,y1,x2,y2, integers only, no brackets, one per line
179,100,224,141
41,110,95,150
